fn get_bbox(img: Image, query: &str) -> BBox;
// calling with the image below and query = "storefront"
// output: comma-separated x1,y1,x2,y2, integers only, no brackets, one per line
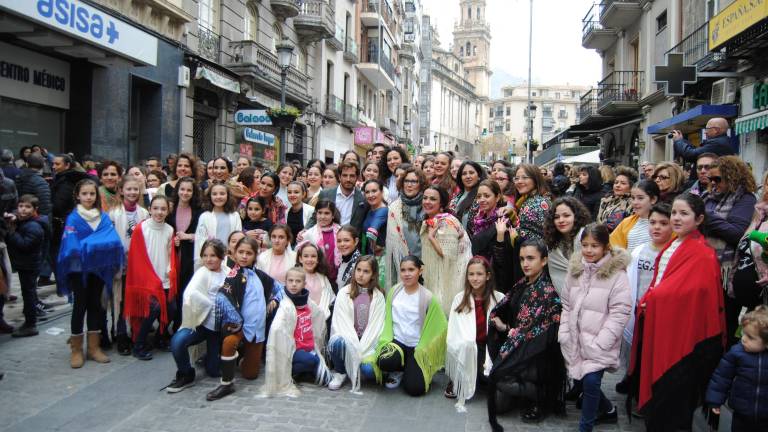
234,108,279,168
735,81,768,179
0,0,185,163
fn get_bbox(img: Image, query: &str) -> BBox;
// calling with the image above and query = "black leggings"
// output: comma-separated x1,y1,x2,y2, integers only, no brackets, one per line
70,273,105,335
377,339,427,396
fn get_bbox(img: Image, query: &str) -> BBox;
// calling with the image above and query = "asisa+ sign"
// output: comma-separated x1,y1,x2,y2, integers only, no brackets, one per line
0,0,158,66
235,110,273,126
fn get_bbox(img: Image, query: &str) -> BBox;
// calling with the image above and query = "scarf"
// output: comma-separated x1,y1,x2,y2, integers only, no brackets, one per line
124,221,178,338
597,194,632,231
329,285,386,393
702,187,745,277
57,210,124,297
629,231,725,422
471,208,498,238
339,249,361,288
400,192,425,233
99,185,120,211
267,196,287,225
77,204,102,230
260,288,329,398
446,290,504,411
375,284,447,392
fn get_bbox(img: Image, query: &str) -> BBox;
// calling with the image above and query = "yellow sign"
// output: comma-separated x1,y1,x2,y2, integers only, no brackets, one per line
709,0,768,49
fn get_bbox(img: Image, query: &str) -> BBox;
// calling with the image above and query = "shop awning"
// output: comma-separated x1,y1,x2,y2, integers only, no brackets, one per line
735,110,768,135
563,149,601,165
195,65,241,93
646,104,738,134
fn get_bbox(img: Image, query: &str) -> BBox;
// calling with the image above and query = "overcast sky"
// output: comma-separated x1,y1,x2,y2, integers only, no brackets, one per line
421,0,602,86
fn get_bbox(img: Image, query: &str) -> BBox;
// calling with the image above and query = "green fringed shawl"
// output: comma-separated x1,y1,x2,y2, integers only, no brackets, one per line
374,284,448,392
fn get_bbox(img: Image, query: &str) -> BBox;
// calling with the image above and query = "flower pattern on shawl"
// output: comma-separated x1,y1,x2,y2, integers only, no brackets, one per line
449,191,481,233
515,194,550,241
597,194,632,231
490,272,561,356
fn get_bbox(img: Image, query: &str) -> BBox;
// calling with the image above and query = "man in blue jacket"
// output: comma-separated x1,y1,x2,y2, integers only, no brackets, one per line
670,117,735,162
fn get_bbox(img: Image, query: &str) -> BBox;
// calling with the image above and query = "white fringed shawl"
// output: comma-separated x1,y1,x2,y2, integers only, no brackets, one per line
420,214,473,315
259,292,329,398
109,205,149,311
329,285,386,393
256,249,298,284
307,273,336,320
446,290,504,412
384,199,410,290
193,211,242,269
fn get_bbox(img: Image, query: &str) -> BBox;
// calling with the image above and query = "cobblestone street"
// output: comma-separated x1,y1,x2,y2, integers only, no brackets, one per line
0,279,650,432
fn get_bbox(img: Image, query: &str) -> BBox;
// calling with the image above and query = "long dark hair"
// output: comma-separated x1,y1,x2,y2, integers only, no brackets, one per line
74,178,102,211
456,160,487,192
578,165,603,193
399,255,425,285
455,256,496,314
543,197,591,251
296,242,330,277
172,176,202,210
673,192,708,235
314,199,341,224
349,255,384,299
234,237,260,268
424,185,451,214
379,147,410,182
205,183,237,213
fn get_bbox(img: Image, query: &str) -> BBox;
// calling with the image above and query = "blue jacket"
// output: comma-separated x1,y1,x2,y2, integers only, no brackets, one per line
705,342,768,420
673,134,735,162
5,216,49,271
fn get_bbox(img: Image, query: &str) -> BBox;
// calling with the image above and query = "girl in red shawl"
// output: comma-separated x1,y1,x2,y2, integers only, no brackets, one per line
629,192,726,431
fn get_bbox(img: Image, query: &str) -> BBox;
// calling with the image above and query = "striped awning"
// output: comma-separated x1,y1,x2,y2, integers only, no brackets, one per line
735,110,768,135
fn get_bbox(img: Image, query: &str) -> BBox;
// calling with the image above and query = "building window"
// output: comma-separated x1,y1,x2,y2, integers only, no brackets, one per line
489,107,494,117
468,7,471,19
505,120,510,131
296,47,308,74
656,10,667,32
473,45,477,56
466,42,471,56
244,2,258,41
532,91,537,97
555,92,560,99
272,23,283,52
199,0,219,32
505,106,510,116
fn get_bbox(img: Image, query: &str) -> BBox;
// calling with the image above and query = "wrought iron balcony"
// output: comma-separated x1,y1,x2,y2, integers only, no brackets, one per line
582,4,616,51
597,71,644,116
295,0,335,42
366,42,395,80
343,103,359,128
362,0,396,31
197,25,220,63
228,40,311,105
665,22,728,72
325,94,344,120
343,36,358,63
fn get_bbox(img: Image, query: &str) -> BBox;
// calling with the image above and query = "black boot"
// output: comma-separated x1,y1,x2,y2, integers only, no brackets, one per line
206,355,236,401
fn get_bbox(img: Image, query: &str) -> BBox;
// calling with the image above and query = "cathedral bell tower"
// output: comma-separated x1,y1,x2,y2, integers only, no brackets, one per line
452,0,492,100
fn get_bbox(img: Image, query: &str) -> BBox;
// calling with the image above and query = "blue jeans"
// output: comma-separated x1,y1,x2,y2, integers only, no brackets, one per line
292,349,319,376
578,370,613,432
170,326,221,377
328,338,375,379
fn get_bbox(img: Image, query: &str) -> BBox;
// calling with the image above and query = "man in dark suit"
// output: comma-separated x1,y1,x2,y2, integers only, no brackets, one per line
670,117,735,162
306,161,367,230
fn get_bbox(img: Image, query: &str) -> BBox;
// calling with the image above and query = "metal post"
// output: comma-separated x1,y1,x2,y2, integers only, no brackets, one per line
280,68,287,164
526,0,533,164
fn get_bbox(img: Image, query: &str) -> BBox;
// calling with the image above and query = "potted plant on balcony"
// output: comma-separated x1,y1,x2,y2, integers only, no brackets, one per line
267,107,301,129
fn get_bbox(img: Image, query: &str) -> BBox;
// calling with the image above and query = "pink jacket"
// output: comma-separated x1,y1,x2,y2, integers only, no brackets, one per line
558,248,632,380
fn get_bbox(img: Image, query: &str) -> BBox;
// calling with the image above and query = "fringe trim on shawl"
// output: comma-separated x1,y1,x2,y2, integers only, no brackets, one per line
445,340,477,412
329,334,363,394
413,327,448,394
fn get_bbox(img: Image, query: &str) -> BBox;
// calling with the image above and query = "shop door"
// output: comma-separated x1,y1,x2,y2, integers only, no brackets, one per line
128,76,161,164
193,115,216,162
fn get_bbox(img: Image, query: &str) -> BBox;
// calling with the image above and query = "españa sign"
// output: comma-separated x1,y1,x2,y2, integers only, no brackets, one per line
709,0,768,50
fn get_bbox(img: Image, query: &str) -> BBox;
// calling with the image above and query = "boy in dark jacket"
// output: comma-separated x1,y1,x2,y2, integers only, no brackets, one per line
5,194,49,337
706,306,768,431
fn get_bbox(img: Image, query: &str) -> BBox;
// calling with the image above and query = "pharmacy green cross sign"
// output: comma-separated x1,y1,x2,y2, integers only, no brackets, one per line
654,53,697,96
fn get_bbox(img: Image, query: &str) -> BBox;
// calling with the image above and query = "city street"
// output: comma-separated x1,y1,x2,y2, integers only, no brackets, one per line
0,278,644,432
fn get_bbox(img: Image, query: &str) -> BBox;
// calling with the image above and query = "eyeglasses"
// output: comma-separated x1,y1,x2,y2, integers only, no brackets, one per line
497,177,510,182
696,164,711,171
513,176,531,182
653,174,671,181
403,179,420,185
708,175,722,183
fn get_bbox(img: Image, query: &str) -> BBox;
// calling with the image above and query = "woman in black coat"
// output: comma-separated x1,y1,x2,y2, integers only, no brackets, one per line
570,165,604,221
167,177,203,330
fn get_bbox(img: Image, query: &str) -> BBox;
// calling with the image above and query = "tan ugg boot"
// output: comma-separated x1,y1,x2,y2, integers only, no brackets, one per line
69,334,85,368
86,331,110,363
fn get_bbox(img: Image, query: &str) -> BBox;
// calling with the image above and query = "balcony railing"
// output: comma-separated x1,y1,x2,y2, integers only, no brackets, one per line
343,103,358,127
198,25,220,62
366,42,395,81
228,41,310,101
558,111,568,119
580,88,599,121
295,0,335,42
326,94,344,120
365,0,396,31
344,36,358,62
597,71,644,106
665,22,727,72
432,60,476,94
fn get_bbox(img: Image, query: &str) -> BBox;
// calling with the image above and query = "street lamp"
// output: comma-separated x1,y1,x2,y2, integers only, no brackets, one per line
433,133,438,151
527,102,537,163
276,39,294,164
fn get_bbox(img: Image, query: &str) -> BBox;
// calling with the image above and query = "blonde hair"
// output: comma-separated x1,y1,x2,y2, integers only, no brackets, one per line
599,165,615,183
286,266,306,282
742,305,768,344
653,162,685,192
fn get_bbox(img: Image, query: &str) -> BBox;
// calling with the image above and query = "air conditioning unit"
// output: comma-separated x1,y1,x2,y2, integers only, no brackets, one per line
710,78,738,104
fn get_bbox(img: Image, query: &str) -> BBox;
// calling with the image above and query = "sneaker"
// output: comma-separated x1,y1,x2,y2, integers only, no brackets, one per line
595,406,618,424
35,303,48,318
206,383,235,401
166,371,195,393
11,323,38,338
37,300,54,311
384,372,403,389
328,372,347,390
37,277,55,287
132,346,153,361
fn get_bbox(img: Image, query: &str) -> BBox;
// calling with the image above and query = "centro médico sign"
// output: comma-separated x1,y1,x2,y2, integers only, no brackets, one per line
0,0,158,66
235,110,273,126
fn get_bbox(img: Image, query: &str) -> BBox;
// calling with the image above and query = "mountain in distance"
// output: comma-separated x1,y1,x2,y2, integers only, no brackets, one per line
490,69,526,99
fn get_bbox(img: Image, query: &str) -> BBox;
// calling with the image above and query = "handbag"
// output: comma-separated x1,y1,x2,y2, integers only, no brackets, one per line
732,229,764,308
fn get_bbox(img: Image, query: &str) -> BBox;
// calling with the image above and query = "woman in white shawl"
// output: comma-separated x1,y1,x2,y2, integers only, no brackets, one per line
384,167,427,289
194,183,242,269
420,185,473,315
327,256,386,392
260,267,329,397
256,225,297,285
446,256,504,411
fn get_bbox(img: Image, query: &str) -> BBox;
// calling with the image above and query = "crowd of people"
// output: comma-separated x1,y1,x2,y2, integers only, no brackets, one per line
1,119,767,432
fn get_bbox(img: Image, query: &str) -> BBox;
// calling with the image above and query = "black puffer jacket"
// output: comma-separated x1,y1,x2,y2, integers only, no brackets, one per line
15,169,51,215
51,169,92,220
5,216,49,271
705,342,768,420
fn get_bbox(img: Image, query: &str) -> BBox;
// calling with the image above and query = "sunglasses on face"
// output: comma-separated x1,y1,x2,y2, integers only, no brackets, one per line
708,176,722,183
